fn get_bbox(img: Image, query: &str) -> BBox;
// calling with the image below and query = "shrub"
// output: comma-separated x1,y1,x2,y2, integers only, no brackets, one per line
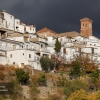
15,68,29,84
40,56,55,72
63,79,89,98
68,89,87,100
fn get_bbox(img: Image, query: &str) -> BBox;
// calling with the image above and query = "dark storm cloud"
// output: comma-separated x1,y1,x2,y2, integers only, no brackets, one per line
0,0,100,37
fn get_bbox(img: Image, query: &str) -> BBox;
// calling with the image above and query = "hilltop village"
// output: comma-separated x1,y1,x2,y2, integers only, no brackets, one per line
0,10,100,70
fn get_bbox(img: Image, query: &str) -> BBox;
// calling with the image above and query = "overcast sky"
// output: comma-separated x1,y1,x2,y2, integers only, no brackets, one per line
0,0,100,37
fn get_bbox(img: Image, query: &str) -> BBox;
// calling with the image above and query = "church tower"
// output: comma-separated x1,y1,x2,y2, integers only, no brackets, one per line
80,18,93,37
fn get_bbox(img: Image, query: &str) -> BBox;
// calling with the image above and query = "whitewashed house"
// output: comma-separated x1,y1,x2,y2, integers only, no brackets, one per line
7,49,41,70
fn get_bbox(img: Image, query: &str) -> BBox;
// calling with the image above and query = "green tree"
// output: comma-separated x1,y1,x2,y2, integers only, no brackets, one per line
63,79,89,98
69,61,81,78
54,38,61,54
40,56,55,72
90,71,99,83
89,71,100,91
15,68,29,84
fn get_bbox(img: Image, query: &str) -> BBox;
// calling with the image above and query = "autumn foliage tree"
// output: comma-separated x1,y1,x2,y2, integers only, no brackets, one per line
68,89,87,100
74,54,99,73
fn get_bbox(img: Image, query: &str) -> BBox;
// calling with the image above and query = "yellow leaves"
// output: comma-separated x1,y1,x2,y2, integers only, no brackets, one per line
68,89,100,100
87,92,96,100
68,89,87,100
95,90,100,100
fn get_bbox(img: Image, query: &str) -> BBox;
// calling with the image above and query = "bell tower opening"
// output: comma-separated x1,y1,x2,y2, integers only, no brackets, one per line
80,17,93,37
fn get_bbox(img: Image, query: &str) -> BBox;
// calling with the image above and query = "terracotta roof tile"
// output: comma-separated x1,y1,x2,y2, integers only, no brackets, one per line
37,27,57,34
80,17,93,22
58,31,81,37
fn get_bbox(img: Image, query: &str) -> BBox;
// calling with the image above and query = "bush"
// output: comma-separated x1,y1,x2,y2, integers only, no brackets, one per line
69,61,82,78
15,68,29,84
40,56,55,72
68,89,87,100
63,79,89,98
57,76,66,87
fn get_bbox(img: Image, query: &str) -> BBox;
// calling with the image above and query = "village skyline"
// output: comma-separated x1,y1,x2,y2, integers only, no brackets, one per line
0,0,100,38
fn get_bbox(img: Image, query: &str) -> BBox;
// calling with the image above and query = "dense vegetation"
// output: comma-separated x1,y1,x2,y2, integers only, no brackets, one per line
0,54,100,100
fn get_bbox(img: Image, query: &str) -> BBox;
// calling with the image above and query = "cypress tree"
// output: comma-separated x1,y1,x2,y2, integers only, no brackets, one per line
54,38,61,54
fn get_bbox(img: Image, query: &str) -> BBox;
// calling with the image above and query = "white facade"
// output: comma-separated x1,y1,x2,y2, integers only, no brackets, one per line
1,11,100,70
0,11,14,30
0,50,6,65
0,10,36,34
7,50,41,70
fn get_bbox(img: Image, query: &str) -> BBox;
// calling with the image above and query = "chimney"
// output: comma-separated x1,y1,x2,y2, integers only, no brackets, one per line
34,24,36,27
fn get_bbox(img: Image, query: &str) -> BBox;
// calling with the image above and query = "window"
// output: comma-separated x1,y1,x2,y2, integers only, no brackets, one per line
11,16,12,19
41,44,43,48
92,48,94,54
24,26,26,31
30,27,32,30
63,48,66,54
29,54,31,58
23,53,24,55
10,54,12,58
13,62,15,64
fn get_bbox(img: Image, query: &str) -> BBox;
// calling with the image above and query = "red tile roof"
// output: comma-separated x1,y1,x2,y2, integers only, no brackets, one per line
37,27,57,34
80,17,93,22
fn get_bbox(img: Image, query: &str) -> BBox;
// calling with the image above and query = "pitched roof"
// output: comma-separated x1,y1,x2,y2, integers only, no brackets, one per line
80,17,93,22
37,27,57,34
58,31,81,37
7,32,23,37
